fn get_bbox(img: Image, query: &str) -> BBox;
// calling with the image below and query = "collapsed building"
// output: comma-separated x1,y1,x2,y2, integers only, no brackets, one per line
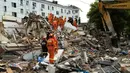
0,12,129,73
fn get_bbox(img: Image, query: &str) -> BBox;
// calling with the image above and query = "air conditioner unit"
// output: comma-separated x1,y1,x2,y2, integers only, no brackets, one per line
41,8,43,11
33,7,35,9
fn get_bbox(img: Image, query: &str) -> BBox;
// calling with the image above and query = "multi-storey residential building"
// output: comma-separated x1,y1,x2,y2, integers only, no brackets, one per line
0,0,80,22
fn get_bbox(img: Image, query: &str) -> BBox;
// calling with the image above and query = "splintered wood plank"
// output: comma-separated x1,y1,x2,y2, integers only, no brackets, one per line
6,68,13,73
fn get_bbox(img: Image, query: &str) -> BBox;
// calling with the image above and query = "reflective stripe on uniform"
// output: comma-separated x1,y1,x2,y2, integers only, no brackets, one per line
49,58,54,60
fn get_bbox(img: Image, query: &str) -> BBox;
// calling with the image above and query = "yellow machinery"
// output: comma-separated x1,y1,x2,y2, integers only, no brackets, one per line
98,0,130,35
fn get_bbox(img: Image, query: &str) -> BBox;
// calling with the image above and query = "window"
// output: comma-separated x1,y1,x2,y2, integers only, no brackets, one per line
4,6,7,12
4,0,6,2
61,9,63,13
52,7,54,10
72,10,75,14
20,0,23,6
32,2,36,9
48,6,49,10
75,16,78,18
64,10,66,13
12,12,17,17
32,11,37,14
42,12,45,16
41,4,45,8
12,2,16,8
75,10,78,13
41,8,43,11
56,11,59,15
26,1,29,5
20,9,23,14
68,10,70,14
33,2,36,7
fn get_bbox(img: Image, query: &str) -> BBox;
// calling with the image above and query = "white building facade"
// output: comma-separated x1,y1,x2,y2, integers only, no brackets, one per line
0,0,80,22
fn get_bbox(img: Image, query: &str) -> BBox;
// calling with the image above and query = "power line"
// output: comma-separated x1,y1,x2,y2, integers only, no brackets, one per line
78,0,91,5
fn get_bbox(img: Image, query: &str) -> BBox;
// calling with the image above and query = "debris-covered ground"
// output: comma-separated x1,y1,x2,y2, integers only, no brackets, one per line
0,14,130,73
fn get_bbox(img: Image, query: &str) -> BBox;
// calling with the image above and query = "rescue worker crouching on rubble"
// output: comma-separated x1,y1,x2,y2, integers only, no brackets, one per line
47,33,56,64
41,36,48,58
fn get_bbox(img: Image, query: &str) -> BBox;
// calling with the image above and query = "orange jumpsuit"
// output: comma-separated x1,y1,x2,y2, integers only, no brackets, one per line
73,20,78,28
48,13,53,25
52,35,58,53
52,21,58,31
59,17,64,30
52,17,58,31
47,38,55,64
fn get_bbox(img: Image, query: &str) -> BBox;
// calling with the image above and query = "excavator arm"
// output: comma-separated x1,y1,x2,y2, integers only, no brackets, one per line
105,2,130,9
98,0,130,35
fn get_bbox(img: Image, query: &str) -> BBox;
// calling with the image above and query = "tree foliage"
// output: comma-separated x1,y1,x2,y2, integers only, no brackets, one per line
87,1,130,36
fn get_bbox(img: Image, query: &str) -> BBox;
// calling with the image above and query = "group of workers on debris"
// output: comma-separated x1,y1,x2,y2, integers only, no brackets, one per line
40,13,80,64
47,13,79,31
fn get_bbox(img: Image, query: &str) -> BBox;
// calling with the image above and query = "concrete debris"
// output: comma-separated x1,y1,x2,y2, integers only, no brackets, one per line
0,14,130,73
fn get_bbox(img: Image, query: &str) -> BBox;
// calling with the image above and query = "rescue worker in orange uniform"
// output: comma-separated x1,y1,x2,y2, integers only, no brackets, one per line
47,33,56,64
59,16,64,30
48,13,53,25
52,33,58,54
63,17,66,24
73,18,78,28
52,16,58,31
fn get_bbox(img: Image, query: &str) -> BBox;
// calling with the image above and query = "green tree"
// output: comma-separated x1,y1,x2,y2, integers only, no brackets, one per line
87,1,103,30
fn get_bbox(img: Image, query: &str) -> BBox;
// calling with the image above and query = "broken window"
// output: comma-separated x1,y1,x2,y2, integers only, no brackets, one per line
52,7,54,10
12,2,16,8
12,12,17,17
26,1,29,5
20,9,23,14
61,9,63,13
56,11,59,15
42,12,45,16
41,4,45,8
4,6,7,12
20,0,23,6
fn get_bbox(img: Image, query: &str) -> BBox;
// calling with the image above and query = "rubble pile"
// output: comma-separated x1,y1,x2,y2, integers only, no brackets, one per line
0,14,130,73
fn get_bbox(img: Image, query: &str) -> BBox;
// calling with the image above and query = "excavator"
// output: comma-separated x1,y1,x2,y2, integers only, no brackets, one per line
98,0,130,35
98,0,130,47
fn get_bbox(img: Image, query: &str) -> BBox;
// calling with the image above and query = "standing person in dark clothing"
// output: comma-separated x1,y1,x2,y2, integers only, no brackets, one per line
47,32,50,40
75,18,77,24
41,36,48,58
68,17,73,25
78,17,81,25
45,16,48,21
